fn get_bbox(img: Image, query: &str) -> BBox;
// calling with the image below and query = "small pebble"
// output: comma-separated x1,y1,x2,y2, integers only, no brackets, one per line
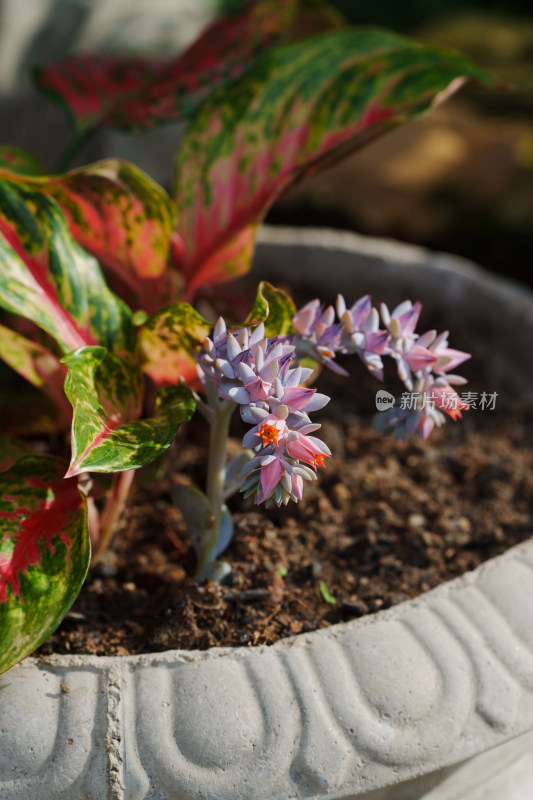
342,599,368,617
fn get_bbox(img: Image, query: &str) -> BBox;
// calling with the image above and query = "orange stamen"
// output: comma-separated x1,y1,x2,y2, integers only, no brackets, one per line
258,421,282,447
312,453,329,469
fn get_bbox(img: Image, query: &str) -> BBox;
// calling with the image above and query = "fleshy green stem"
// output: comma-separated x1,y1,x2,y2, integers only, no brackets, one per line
195,378,235,577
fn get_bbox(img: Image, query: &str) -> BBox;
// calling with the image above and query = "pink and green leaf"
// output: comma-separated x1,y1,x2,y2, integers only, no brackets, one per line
173,28,495,295
34,0,298,133
0,180,134,354
0,159,176,293
34,54,165,133
0,146,45,176
38,161,176,286
0,455,89,674
63,346,195,475
246,281,296,336
0,323,69,419
138,302,211,387
182,224,258,301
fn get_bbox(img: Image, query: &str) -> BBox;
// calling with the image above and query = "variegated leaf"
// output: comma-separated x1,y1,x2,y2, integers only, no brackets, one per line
34,0,298,133
182,224,258,301
0,455,89,674
0,159,176,296
63,346,195,475
41,160,175,286
173,28,494,295
34,54,164,133
139,303,211,387
246,281,296,336
0,180,134,354
0,146,44,176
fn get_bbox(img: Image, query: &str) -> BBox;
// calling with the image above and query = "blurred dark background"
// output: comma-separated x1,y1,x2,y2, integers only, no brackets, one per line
311,0,533,29
0,0,532,287
266,0,533,289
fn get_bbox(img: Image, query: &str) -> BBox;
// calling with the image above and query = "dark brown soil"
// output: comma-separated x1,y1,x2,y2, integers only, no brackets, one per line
37,358,533,657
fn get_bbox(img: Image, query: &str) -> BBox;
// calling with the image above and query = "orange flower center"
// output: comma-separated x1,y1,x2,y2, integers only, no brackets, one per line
258,421,282,446
313,453,329,469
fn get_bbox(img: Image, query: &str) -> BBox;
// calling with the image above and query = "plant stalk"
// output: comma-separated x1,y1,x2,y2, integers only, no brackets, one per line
195,378,234,576
91,469,136,566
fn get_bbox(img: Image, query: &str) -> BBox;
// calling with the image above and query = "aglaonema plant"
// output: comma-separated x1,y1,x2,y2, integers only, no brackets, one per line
0,0,494,673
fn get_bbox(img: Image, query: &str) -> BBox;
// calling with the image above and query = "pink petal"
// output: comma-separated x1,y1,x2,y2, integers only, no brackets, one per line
281,385,316,411
397,302,422,337
291,474,304,501
348,295,371,330
260,458,284,496
293,301,319,336
365,330,390,355
404,344,438,371
286,434,329,467
435,348,471,372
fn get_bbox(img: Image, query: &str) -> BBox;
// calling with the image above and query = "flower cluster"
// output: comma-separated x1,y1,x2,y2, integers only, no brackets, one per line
196,318,331,508
292,295,471,440
194,294,470,512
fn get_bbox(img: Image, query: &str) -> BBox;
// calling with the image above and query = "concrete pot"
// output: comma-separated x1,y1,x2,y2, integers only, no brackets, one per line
1,227,533,800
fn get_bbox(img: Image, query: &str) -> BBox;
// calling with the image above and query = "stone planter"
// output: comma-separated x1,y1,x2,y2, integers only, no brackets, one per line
1,227,533,800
